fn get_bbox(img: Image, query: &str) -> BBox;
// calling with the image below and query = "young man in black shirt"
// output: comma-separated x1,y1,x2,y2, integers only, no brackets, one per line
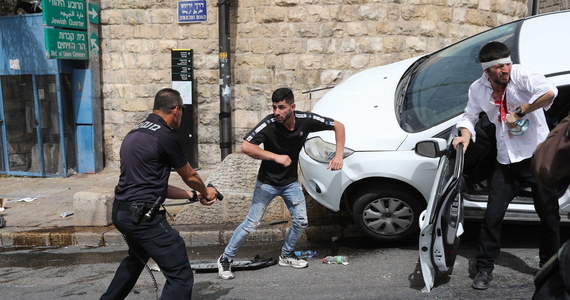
101,88,219,299
217,87,346,279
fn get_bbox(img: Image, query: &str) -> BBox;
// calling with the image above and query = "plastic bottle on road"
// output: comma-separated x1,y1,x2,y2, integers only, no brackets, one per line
322,256,349,265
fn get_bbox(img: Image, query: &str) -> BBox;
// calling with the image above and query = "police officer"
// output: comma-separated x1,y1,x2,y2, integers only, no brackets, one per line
101,88,218,300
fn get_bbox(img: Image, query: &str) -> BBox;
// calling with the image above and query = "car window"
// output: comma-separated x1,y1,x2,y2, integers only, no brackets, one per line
398,22,520,133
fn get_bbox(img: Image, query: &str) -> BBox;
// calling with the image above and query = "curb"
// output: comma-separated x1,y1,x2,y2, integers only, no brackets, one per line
0,223,362,248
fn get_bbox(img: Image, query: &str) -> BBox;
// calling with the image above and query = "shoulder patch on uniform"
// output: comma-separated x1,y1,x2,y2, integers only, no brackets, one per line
135,120,161,131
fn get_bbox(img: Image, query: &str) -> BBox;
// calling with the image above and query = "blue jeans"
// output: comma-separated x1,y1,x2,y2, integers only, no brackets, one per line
223,180,308,259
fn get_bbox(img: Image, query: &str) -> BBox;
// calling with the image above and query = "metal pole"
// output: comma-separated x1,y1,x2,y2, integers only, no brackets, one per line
218,0,232,160
531,0,539,15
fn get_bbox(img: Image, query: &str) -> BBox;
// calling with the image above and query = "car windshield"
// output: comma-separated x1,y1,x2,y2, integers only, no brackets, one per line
397,21,520,133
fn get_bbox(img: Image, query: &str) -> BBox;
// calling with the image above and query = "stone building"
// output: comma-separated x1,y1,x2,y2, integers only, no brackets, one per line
100,0,540,169
0,0,567,230
540,0,569,12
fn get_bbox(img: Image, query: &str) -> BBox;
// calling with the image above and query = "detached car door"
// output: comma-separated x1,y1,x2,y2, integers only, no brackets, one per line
416,139,465,292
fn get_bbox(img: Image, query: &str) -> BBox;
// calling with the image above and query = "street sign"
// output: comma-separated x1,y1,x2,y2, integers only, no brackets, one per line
43,0,87,30
44,28,88,60
172,49,193,81
177,0,207,23
172,49,193,104
89,32,100,56
88,3,99,24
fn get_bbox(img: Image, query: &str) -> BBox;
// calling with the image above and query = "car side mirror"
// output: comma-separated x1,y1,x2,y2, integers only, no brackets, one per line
415,138,448,158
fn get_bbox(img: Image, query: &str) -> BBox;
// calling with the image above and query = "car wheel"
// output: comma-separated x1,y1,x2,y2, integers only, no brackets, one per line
352,187,423,242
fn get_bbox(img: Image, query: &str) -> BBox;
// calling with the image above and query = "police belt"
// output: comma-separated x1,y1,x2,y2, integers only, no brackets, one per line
115,201,153,211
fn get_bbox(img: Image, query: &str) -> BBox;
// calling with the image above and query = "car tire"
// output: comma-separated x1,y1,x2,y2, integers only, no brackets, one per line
352,187,423,242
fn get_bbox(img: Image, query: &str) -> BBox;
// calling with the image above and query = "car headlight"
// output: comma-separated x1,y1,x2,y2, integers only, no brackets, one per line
303,137,355,163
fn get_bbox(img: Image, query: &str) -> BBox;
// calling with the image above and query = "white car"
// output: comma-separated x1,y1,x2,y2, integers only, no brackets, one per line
415,137,465,292
299,11,570,242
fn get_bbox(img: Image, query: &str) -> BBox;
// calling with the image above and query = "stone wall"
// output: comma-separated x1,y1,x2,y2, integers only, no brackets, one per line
100,0,529,168
540,0,569,12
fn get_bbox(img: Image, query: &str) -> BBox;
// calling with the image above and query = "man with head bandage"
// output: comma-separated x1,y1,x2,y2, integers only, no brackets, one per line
452,41,560,290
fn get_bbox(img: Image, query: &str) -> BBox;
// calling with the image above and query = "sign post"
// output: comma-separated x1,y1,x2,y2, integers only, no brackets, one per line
41,0,104,172
171,49,197,167
42,0,87,29
44,28,88,60
172,49,193,104
89,32,100,56
87,3,100,24
43,0,90,60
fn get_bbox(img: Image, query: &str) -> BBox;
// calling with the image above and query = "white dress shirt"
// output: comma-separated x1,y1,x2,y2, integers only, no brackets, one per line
456,64,558,165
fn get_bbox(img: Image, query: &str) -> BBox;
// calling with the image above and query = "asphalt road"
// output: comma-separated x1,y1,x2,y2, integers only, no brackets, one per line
0,221,567,299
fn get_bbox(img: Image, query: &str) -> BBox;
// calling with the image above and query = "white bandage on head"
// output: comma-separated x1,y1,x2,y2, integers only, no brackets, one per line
481,56,512,70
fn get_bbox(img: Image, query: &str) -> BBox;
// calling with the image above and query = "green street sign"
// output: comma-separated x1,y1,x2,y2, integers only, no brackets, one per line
88,3,100,24
89,32,100,56
44,28,88,60
43,0,87,30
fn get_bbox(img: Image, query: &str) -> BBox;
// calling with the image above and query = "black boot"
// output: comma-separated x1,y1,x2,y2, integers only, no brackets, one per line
472,271,492,290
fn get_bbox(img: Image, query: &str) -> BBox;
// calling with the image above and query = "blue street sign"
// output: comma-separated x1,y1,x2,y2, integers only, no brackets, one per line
177,0,207,23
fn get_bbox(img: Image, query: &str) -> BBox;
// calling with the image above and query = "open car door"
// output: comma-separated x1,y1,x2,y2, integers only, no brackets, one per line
416,138,465,292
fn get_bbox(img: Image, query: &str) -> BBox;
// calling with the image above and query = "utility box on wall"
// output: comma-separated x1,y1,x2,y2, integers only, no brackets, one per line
73,69,98,173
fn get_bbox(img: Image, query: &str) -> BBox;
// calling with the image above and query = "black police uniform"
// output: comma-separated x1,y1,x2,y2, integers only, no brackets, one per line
101,113,193,300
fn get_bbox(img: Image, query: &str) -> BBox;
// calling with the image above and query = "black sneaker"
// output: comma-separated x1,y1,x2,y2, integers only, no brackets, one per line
472,271,492,290
217,255,235,280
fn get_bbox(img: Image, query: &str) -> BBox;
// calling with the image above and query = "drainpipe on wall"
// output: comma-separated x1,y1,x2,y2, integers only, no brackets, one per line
218,0,232,161
530,0,539,15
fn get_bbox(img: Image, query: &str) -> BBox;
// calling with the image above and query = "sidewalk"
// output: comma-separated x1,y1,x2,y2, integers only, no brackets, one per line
0,168,118,247
0,168,353,248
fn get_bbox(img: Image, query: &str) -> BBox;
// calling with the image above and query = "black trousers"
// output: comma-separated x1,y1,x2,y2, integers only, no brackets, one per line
100,202,193,300
476,158,561,273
